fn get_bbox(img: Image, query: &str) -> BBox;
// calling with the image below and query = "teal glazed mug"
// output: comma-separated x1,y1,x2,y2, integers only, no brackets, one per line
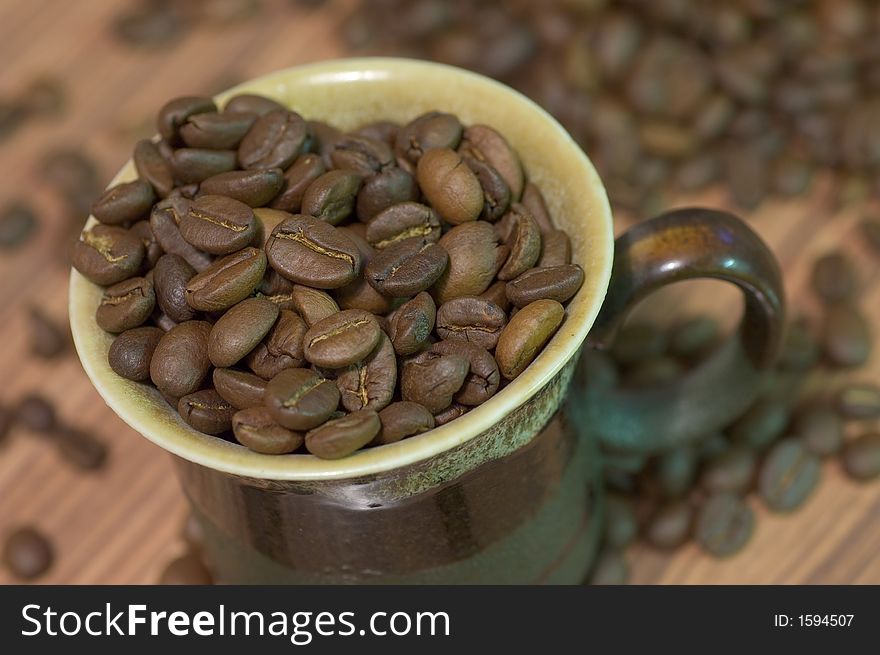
69,59,785,584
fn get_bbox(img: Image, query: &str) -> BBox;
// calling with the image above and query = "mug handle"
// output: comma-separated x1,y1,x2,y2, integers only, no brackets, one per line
578,207,786,454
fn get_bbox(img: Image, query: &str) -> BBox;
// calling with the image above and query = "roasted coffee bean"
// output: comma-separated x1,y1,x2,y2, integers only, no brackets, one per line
129,220,163,270
625,356,685,388
198,168,284,208
72,224,145,285
300,170,363,225
238,109,308,170
213,368,266,409
153,254,197,323
655,447,697,498
401,350,469,413
96,276,155,333
432,339,500,406
394,111,463,168
823,303,871,367
701,445,756,494
436,296,506,350
307,119,342,168
287,284,340,326
133,139,174,198
270,154,326,212
460,124,523,200
479,281,510,314
305,409,381,459
610,322,667,366
695,492,754,558
536,229,571,268
266,215,360,289
366,202,441,249
169,148,237,184
108,326,164,381
16,394,56,433
355,120,398,146
264,368,339,431
329,134,394,176
245,309,307,379
157,96,217,145
433,402,469,426
224,93,285,116
178,389,236,435
185,247,266,311
506,264,584,308
150,198,213,272
811,251,857,304
159,552,213,585
496,299,565,380
356,167,419,221
149,320,212,398
793,405,844,457
728,397,789,450
835,383,880,419
388,291,436,356
758,438,821,512
375,401,435,445
180,111,257,149
842,432,880,481
252,207,291,247
460,150,511,221
432,221,501,303
180,194,257,254
302,309,381,369
28,307,68,359
496,204,541,280
417,148,483,224
588,550,629,585
333,226,392,315
0,202,36,249
92,179,155,226
669,316,720,361
645,501,693,550
519,182,553,233
337,333,396,412
208,297,278,368
366,237,448,297
3,527,53,580
56,427,107,471
232,406,303,454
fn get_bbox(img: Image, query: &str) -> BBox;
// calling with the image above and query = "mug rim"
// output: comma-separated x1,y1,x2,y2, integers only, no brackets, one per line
69,57,614,481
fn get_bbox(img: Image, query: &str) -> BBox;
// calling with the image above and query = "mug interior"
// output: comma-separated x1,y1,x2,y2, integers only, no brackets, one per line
69,58,613,480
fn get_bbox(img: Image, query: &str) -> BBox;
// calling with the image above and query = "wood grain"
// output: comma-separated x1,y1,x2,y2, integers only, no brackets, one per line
0,0,877,585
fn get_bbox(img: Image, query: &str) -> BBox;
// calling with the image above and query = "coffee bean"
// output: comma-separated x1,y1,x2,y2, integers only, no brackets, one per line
232,406,303,454
655,447,697,498
185,247,267,312
588,550,629,585
610,322,667,366
823,303,871,367
270,154,326,212
759,438,821,512
16,394,56,433
307,120,342,168
366,202,441,249
460,124,524,200
668,316,720,361
245,309,307,379
3,527,53,580
238,109,308,170
300,170,363,225
519,183,553,233
436,296,507,350
366,237,449,297
109,326,164,381
645,501,693,550
96,276,156,333
153,254,197,323
374,401,435,445
603,493,637,549
150,320,212,398
224,93,286,116
198,168,284,208
432,339,500,406
56,427,107,470
305,409,381,459
332,226,392,314
388,291,436,356
169,148,238,184
433,402,469,425
835,383,880,419
150,198,213,272
417,148,483,224
842,432,880,481
180,194,257,255
505,264,584,308
459,150,511,221
302,309,381,369
701,445,757,493
212,368,266,409
728,397,789,450
695,492,754,557
337,333,396,412
329,134,394,176
495,204,542,280
264,368,340,431
91,179,155,226
792,405,844,457
157,96,217,145
72,224,145,286
180,111,257,149
133,139,174,198
496,299,565,380
129,220,163,270
286,284,340,326
356,167,419,221
432,221,501,303
394,111,463,168
28,307,68,359
177,389,235,435
811,251,857,304
0,202,37,250
401,350,469,413
536,229,571,268
266,215,360,289
159,552,213,585
208,297,279,368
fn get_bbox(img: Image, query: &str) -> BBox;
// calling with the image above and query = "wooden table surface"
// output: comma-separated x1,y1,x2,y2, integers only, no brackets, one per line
0,0,877,585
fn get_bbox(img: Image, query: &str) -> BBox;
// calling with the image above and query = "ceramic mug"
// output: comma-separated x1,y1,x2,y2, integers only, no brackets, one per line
69,58,784,584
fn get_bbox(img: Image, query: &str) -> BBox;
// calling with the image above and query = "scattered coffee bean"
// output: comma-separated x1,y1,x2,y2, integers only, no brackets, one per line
655,447,697,498
701,445,757,494
28,307,68,359
610,322,667,366
16,394,56,434
0,202,37,249
841,432,880,481
669,316,720,361
835,383,880,420
645,500,693,550
823,303,870,368
695,492,754,558
758,439,821,512
56,427,107,471
811,252,857,304
3,527,53,580
728,397,789,450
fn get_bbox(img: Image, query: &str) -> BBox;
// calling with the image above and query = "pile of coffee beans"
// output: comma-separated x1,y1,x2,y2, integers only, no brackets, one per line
342,0,880,215
72,93,585,460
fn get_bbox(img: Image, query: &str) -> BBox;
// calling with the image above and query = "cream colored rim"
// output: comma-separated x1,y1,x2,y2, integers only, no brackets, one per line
69,58,614,481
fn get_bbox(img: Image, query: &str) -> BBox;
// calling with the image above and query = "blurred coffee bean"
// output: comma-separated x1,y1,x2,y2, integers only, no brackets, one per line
588,549,629,585
21,76,66,117
701,445,756,494
654,447,697,498
823,304,870,368
603,494,637,549
28,307,68,359
778,316,819,371
159,552,213,584
727,397,789,450
695,492,754,558
0,202,37,250
113,0,190,49
55,427,108,471
16,395,56,434
793,406,844,457
835,383,880,420
810,252,856,304
841,432,880,482
645,500,692,550
758,439,821,512
3,527,53,580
